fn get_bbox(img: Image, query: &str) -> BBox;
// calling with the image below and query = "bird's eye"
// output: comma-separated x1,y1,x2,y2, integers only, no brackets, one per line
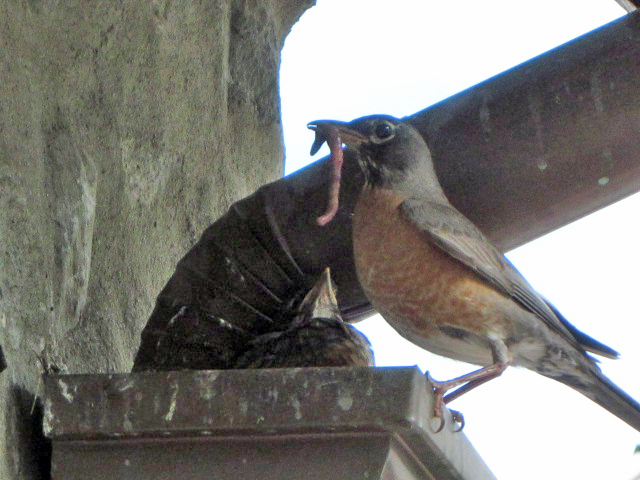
370,121,395,143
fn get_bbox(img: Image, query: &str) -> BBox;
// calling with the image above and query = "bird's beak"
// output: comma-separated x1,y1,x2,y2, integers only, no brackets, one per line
298,267,339,319
307,120,367,155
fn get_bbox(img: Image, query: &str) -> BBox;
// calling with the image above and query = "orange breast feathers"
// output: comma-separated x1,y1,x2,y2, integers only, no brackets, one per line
352,187,511,338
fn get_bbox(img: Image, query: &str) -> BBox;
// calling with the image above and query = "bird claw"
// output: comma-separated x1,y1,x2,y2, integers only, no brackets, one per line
451,409,465,432
427,371,465,433
434,414,446,434
431,408,464,433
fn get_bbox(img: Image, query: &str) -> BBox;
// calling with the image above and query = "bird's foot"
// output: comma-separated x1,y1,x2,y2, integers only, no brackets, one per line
431,407,465,433
426,363,508,432
428,372,466,433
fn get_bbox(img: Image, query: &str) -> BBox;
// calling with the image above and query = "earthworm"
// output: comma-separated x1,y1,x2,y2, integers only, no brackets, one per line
316,126,343,226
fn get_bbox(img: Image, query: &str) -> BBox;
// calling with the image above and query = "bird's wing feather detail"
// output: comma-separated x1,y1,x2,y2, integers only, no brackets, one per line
401,199,588,353
543,298,618,359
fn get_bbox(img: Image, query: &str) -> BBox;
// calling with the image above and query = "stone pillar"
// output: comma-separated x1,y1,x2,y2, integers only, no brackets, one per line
0,1,312,478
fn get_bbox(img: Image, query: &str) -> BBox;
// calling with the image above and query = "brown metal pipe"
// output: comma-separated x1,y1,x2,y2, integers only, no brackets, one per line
408,10,640,251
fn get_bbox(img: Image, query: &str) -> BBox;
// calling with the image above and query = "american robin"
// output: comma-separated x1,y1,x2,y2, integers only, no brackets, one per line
234,268,374,368
308,114,640,432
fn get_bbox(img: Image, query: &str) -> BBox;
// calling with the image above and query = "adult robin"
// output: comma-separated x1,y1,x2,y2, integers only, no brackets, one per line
308,114,640,432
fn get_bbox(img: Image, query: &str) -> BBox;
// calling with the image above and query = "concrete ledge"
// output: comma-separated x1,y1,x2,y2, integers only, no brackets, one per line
44,367,495,479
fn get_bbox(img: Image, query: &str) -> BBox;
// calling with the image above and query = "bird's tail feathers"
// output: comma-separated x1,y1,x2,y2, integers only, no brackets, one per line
554,369,640,432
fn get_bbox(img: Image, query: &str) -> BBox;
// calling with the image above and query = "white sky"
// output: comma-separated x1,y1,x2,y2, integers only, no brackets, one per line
280,2,640,479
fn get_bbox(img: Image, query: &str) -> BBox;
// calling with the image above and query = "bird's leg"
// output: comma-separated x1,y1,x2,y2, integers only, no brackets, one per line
442,366,506,404
428,363,508,432
428,337,511,432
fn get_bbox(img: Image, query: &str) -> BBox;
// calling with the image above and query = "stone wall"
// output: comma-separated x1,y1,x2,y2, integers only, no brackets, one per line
0,0,312,477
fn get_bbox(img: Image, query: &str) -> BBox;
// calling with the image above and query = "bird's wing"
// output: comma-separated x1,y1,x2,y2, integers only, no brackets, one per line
401,199,590,353
543,297,618,359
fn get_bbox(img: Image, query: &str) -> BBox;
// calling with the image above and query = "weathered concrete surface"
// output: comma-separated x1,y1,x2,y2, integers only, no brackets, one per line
43,368,496,480
0,1,312,478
